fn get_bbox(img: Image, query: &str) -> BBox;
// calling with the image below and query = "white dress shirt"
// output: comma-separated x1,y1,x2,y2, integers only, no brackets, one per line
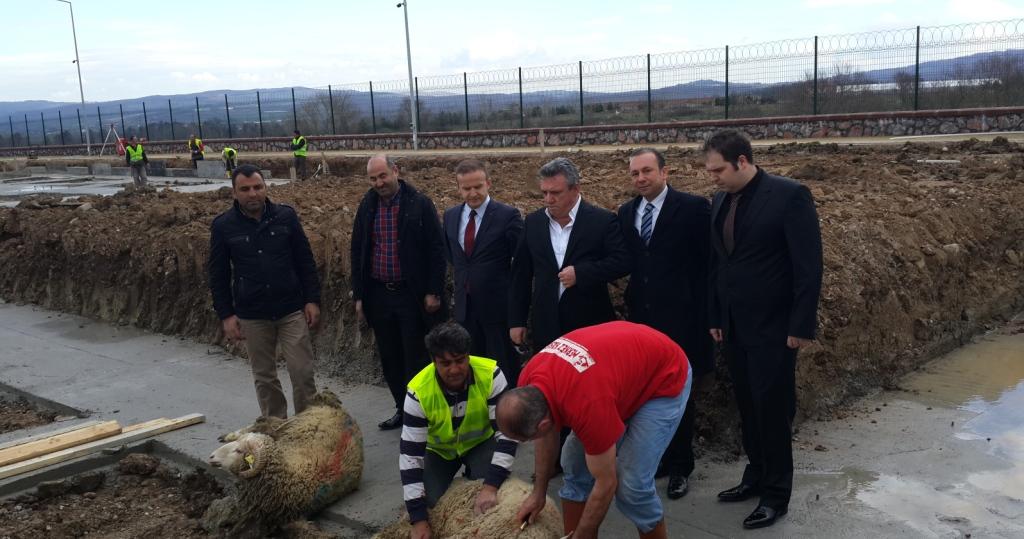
546,194,582,299
634,184,668,236
458,196,490,251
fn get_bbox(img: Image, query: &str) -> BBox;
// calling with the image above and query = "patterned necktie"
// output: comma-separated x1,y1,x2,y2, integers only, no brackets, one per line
464,209,477,257
723,194,742,254
640,202,655,246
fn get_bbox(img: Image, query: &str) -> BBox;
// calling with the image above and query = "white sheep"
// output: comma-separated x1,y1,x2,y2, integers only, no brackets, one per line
203,390,364,536
373,477,563,539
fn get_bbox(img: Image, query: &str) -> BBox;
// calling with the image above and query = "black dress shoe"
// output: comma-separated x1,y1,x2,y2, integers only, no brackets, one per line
378,411,402,430
743,505,787,529
717,483,759,502
667,475,689,499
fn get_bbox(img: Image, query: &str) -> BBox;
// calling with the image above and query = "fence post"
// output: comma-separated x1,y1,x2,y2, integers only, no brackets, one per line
195,96,203,139
24,114,30,146
9,116,15,147
578,60,584,126
58,110,66,145
813,36,819,115
724,45,730,120
142,102,150,140
119,103,126,136
328,85,337,135
291,87,298,132
168,100,176,140
518,67,524,129
96,107,103,141
914,25,921,111
256,91,264,138
225,94,233,139
369,81,377,134
76,109,83,144
464,72,470,130
647,53,652,123
40,112,47,146
414,77,421,132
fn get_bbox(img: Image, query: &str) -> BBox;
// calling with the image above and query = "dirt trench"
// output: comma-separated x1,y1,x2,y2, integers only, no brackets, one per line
1,139,1023,448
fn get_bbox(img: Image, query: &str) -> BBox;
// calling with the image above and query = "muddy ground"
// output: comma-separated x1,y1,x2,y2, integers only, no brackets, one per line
0,454,222,538
0,398,56,435
1,139,1023,447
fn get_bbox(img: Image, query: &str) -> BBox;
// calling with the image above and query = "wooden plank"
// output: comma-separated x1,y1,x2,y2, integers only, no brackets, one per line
122,418,170,433
0,421,122,467
0,413,204,480
0,420,104,452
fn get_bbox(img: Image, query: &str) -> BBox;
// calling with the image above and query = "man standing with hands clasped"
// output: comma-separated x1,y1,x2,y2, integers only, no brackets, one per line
208,164,322,419
706,130,823,529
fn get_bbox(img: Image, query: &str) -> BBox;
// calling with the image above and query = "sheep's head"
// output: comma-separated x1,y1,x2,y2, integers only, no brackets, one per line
209,432,273,478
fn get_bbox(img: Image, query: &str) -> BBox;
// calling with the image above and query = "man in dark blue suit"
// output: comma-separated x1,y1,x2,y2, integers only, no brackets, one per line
706,130,823,529
617,148,711,501
442,159,524,384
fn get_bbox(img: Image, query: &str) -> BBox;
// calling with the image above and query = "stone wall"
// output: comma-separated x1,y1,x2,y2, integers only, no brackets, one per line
3,106,1023,158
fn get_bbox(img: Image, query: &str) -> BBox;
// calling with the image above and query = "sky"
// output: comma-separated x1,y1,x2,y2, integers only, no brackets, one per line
1,0,1023,103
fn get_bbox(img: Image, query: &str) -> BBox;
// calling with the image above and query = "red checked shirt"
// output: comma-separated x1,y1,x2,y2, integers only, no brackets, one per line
519,321,689,455
371,188,402,282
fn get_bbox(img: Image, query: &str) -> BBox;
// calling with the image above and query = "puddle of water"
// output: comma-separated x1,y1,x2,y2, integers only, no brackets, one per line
902,332,1024,408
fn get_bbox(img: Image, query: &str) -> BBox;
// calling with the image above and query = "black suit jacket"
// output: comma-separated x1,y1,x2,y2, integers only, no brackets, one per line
709,172,823,347
443,199,523,324
509,199,631,349
618,187,713,376
350,180,447,318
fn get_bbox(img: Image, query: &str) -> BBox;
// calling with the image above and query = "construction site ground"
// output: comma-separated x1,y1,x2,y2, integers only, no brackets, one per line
0,136,1023,536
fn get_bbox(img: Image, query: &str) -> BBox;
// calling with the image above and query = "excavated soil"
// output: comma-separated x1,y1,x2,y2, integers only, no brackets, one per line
0,397,56,435
2,139,1024,448
0,454,222,538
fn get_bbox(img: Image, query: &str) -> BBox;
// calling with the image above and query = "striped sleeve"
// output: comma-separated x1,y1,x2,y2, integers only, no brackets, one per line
485,367,519,488
399,390,430,523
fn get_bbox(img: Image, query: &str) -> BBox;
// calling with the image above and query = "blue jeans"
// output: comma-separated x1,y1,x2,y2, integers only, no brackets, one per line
559,365,692,532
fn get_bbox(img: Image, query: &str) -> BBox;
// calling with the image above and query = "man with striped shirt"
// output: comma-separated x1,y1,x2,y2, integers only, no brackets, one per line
400,322,519,539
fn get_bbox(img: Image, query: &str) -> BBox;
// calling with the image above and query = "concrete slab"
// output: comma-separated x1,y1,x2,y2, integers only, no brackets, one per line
261,169,273,180
26,166,47,175
109,167,130,176
89,163,111,176
148,161,167,177
196,160,226,179
168,168,196,178
44,163,67,173
65,166,89,175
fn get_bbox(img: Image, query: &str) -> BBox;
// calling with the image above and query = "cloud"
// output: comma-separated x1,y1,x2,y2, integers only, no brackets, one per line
945,0,1024,20
804,0,897,6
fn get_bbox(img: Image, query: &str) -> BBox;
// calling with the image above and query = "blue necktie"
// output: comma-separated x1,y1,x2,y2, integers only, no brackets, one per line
640,202,654,245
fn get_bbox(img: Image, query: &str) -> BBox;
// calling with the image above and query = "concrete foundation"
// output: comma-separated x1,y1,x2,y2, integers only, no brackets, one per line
65,166,89,175
196,160,226,179
89,163,111,176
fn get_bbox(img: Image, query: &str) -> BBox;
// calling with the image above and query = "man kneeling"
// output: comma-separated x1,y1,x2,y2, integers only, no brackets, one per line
497,321,692,539
400,322,519,539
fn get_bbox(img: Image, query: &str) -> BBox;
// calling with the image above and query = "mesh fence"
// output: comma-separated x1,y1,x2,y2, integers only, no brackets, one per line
3,19,1023,148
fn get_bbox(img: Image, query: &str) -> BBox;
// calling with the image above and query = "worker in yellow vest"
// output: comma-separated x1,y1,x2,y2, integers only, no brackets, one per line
291,130,308,180
222,146,238,178
124,136,148,188
399,322,519,538
188,134,205,169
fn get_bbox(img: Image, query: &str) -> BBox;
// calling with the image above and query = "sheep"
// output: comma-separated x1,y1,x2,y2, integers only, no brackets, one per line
373,477,563,539
203,389,364,537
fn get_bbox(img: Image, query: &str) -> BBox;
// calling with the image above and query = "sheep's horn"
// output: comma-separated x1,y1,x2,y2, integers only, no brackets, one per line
237,441,266,479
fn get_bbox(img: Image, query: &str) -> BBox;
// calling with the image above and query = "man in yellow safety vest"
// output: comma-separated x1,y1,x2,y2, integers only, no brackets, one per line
222,146,238,178
124,136,148,188
188,134,205,169
290,130,308,180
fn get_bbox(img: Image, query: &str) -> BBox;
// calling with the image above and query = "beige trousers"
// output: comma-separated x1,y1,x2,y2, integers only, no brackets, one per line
238,310,317,418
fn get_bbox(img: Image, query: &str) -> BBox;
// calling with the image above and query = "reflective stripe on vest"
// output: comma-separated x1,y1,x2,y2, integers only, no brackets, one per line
409,356,496,460
126,144,144,163
292,136,307,157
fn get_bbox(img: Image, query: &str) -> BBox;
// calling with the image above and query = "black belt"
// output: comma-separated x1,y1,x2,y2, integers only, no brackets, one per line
372,279,406,291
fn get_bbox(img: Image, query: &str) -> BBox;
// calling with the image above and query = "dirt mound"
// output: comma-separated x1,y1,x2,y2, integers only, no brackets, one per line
0,397,57,434
0,455,223,538
2,141,1024,448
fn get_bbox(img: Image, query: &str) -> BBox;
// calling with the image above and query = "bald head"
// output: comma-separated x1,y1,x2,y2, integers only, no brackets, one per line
496,385,550,442
367,154,400,199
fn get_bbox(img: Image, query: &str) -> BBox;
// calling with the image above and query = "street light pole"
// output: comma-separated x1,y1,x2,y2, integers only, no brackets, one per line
57,0,90,155
398,1,418,150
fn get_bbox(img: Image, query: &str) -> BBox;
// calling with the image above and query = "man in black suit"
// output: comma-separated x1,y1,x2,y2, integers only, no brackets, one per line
617,148,711,501
351,154,447,430
443,159,524,384
509,157,630,352
706,130,823,529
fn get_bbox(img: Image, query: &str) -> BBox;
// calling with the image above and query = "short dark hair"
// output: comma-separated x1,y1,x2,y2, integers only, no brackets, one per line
499,386,549,440
231,164,263,188
702,130,754,169
454,159,488,178
424,321,472,359
293,130,301,136
628,147,665,169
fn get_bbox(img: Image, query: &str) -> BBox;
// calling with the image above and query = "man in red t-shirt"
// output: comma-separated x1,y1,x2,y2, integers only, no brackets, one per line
496,321,692,539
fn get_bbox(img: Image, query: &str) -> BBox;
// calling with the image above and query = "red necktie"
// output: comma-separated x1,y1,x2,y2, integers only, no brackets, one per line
464,209,477,258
